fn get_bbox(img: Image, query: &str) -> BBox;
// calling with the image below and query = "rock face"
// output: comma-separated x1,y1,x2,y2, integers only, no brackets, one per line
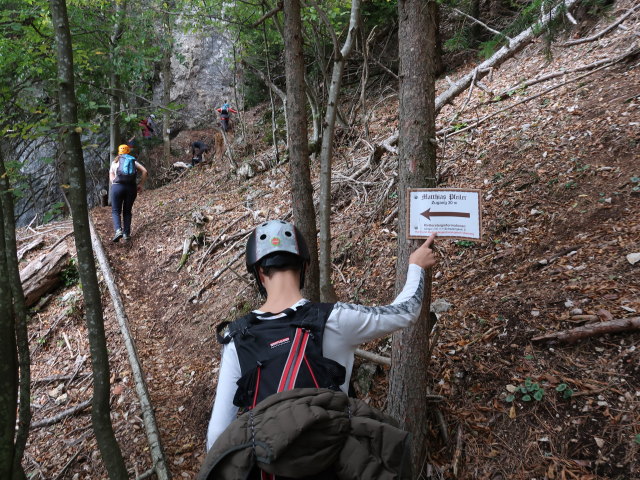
11,135,109,227
157,27,236,131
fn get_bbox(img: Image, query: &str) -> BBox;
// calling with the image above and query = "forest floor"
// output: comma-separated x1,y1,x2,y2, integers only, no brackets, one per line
18,3,639,479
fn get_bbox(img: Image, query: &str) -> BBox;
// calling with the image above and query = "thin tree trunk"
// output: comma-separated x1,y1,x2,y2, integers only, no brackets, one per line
48,1,128,478
387,0,438,474
0,156,30,480
305,80,321,149
244,61,289,137
109,73,123,158
261,7,280,165
0,181,18,480
283,0,319,301
317,0,361,302
162,6,173,164
108,0,127,158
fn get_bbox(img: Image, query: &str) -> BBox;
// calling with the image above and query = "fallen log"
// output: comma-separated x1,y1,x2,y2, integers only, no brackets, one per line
177,236,195,271
20,243,70,307
532,317,640,344
88,216,171,480
562,4,640,46
374,0,581,151
17,237,44,262
30,399,92,429
435,0,580,113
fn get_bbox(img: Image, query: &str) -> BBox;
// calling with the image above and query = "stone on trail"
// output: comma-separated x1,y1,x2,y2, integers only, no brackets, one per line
626,253,640,265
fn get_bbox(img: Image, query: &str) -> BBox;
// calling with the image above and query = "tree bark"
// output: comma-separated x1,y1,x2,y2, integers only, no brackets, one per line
0,156,31,480
162,5,174,164
387,0,438,473
283,0,320,301
108,0,127,158
48,1,128,478
317,0,361,302
0,173,19,480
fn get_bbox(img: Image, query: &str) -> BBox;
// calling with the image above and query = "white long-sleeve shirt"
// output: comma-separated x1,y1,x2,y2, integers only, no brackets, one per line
206,263,425,450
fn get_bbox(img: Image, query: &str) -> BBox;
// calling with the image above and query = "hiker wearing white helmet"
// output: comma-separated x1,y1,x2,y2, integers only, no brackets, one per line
204,220,437,476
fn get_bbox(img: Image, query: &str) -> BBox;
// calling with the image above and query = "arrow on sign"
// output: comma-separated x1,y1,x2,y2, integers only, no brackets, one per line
421,209,471,220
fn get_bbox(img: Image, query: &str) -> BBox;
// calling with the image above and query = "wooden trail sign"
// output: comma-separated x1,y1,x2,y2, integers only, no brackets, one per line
407,188,483,240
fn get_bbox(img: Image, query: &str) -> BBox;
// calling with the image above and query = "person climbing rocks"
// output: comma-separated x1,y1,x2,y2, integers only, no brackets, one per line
201,219,437,478
215,101,237,132
146,114,158,136
191,140,209,167
139,116,155,138
109,144,148,242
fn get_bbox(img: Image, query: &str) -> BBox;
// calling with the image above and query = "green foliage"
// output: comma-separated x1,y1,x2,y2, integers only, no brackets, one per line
505,377,545,403
455,240,475,248
61,258,79,287
555,383,574,399
42,201,65,224
635,434,640,445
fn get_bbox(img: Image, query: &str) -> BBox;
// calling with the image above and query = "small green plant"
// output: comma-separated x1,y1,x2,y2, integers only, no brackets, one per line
505,377,545,403
634,434,640,445
61,259,79,287
452,122,468,132
564,181,577,189
555,383,574,399
455,240,475,248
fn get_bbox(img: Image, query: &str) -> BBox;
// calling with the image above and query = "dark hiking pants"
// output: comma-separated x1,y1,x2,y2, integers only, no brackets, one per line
111,183,137,235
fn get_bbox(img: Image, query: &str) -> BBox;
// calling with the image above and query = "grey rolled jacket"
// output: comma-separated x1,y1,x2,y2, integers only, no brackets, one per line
197,388,412,480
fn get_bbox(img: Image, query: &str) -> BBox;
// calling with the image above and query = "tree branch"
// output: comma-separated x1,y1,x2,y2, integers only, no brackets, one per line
562,4,640,46
532,317,640,344
250,1,283,28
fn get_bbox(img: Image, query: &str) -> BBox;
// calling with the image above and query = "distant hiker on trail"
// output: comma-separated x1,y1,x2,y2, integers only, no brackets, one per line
216,101,237,132
139,116,155,138
199,220,437,479
146,114,158,136
109,144,148,243
191,140,209,167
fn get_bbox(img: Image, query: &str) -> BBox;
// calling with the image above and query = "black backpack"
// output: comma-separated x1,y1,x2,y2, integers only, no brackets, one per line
217,302,346,409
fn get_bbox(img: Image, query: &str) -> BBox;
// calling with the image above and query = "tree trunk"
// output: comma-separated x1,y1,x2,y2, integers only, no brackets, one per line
318,0,361,303
0,179,19,480
48,1,128,478
387,0,438,473
162,6,173,164
0,157,31,480
283,0,320,301
108,0,127,159
108,1,126,158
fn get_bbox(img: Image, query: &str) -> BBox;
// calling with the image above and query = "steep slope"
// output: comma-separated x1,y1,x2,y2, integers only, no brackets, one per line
21,3,639,478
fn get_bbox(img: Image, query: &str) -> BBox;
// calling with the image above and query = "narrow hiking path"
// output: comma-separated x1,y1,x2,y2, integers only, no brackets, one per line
92,158,252,476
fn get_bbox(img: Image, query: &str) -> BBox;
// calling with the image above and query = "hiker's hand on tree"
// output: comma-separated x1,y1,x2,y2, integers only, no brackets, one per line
409,233,437,270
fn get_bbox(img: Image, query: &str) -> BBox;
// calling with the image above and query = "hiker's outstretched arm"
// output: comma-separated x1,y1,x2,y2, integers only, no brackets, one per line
324,236,437,346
